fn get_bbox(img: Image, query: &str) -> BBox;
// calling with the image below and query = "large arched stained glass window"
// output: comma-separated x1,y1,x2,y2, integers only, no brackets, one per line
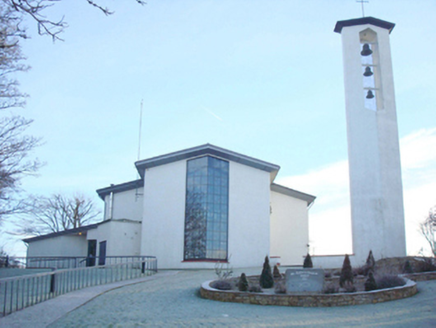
184,156,229,260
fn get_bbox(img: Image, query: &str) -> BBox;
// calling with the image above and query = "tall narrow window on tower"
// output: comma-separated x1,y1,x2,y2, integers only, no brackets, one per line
360,29,383,111
184,156,229,261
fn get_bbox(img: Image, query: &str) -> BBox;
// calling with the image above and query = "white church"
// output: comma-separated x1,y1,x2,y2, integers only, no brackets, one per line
24,16,407,269
25,144,316,268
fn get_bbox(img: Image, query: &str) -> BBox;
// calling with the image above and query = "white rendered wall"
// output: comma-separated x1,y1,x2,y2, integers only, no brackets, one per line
140,158,272,269
340,23,406,263
140,160,186,269
87,220,141,257
103,187,143,221
228,161,271,268
27,235,88,257
270,191,308,266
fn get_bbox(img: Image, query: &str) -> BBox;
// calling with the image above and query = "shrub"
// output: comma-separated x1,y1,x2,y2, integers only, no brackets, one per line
214,260,233,280
303,253,313,268
210,280,232,290
366,250,375,268
323,283,338,294
375,275,406,290
415,258,436,273
273,265,281,279
403,260,413,274
260,256,274,288
340,282,356,293
364,272,378,291
238,273,249,292
339,254,354,288
248,285,262,293
274,281,286,294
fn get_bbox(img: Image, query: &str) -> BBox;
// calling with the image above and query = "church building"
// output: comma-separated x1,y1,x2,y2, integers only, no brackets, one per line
25,144,315,269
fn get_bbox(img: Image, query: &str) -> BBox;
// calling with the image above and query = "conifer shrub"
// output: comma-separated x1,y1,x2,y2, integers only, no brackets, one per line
364,272,378,291
259,256,274,288
339,254,354,288
273,264,281,279
238,273,249,292
210,280,232,290
403,260,413,274
303,253,313,268
364,250,375,275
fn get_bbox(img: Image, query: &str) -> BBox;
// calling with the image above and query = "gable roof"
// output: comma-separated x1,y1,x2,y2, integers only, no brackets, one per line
135,143,280,180
271,183,316,207
334,17,395,34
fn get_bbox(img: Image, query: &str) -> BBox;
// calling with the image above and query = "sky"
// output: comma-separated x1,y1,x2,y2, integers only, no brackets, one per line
1,0,435,257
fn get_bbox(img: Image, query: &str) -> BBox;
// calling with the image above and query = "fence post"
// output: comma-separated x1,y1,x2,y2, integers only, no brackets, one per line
141,261,145,274
50,271,56,293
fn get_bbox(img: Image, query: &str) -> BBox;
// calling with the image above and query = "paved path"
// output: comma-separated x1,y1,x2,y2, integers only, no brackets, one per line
1,268,436,327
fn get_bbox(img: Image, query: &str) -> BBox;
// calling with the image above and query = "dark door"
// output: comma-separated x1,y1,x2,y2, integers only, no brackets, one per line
87,240,97,267
99,241,107,266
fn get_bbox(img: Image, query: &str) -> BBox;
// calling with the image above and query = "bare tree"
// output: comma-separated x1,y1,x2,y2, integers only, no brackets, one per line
0,116,40,221
1,0,146,41
0,0,144,223
420,206,436,257
12,193,101,236
0,4,29,110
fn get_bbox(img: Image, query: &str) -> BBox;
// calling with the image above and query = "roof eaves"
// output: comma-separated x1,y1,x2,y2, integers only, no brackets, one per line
271,183,316,207
135,144,280,178
22,223,99,243
334,16,395,34
96,179,143,200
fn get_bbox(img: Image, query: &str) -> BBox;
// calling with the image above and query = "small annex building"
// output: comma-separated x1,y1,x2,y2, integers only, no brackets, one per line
24,144,315,269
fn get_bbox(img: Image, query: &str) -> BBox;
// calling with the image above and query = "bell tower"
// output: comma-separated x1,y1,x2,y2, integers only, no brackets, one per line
334,17,406,262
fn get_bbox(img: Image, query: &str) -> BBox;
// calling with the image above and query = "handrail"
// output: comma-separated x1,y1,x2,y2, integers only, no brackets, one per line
0,256,157,269
0,257,158,317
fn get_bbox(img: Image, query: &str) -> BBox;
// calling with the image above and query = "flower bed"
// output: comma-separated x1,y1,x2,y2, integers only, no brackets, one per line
200,277,417,307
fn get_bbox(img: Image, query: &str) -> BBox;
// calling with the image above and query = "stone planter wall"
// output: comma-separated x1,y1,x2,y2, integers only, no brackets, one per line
200,279,417,307
403,271,436,282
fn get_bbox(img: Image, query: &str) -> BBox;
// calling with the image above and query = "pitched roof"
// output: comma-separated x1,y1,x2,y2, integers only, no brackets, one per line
22,224,99,243
334,17,395,34
135,143,280,179
23,219,141,243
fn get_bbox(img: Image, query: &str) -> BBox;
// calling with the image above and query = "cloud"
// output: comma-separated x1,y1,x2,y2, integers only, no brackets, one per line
277,127,436,256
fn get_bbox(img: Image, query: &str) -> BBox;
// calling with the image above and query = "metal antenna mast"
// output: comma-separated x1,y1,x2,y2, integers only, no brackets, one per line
137,99,143,161
356,0,369,17
135,99,144,200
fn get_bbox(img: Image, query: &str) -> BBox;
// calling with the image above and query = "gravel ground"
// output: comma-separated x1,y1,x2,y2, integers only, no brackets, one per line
48,268,436,328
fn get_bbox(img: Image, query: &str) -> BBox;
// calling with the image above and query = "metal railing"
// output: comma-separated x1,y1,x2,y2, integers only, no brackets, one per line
0,257,157,317
0,256,154,269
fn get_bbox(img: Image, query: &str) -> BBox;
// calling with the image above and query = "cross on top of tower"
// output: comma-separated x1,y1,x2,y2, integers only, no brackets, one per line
356,0,369,17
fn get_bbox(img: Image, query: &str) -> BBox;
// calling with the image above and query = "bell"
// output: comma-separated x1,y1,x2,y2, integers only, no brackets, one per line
363,66,373,77
361,43,373,56
366,90,375,99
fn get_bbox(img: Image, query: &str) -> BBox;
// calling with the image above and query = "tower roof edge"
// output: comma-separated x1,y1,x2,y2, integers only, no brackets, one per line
334,17,395,34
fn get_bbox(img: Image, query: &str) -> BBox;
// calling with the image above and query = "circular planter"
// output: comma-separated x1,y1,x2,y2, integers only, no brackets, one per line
200,278,417,307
